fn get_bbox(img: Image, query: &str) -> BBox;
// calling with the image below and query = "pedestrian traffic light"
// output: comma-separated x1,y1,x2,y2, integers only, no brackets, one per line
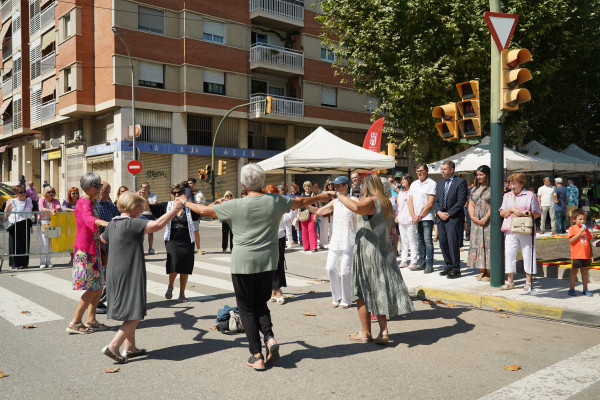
205,164,213,181
198,168,206,181
456,80,481,138
432,102,458,141
218,160,227,175
501,48,532,111
265,96,273,114
387,143,397,158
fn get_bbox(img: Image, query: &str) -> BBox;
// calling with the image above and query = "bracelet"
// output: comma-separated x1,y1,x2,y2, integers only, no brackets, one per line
482,217,488,221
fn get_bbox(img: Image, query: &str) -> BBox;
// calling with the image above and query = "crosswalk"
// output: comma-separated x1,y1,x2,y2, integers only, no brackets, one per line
0,257,321,327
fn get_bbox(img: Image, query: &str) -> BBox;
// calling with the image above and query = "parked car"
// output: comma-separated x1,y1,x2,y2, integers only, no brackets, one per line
0,183,16,211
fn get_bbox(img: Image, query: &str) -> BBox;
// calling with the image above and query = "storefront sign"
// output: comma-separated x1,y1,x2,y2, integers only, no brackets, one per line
42,149,62,161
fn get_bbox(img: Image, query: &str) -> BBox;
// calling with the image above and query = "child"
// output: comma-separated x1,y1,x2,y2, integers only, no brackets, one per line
567,209,594,296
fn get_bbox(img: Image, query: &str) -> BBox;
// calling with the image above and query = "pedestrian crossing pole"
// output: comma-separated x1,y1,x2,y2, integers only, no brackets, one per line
489,0,505,287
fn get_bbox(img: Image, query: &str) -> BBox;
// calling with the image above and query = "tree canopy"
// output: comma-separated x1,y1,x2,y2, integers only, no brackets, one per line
318,0,600,161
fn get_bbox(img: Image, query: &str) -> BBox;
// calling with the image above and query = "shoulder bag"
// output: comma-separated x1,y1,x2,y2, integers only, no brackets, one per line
298,209,310,222
510,193,534,235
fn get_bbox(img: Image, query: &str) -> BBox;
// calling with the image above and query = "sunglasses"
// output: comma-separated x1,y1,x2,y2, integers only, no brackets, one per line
93,183,103,189
47,191,56,194
18,191,26,194
225,195,233,198
72,192,79,195
171,191,184,196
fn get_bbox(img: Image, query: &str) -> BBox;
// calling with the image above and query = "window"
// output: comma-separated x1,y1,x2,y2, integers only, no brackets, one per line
203,20,225,44
12,12,21,48
63,12,71,40
203,70,225,95
251,79,267,94
30,83,41,124
29,0,40,35
12,52,21,90
187,114,212,146
321,86,337,107
138,62,164,89
251,32,267,45
136,109,171,143
64,67,72,92
321,47,335,62
30,38,41,80
268,87,285,97
13,93,22,129
138,6,164,34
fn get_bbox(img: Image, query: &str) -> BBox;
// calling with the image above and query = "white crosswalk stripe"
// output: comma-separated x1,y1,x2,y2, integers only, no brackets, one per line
0,286,64,326
146,262,233,292
17,272,81,301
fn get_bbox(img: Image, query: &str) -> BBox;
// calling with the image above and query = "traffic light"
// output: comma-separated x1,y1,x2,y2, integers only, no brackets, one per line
205,164,213,181
456,80,481,138
501,48,532,111
218,160,227,175
387,143,397,158
432,102,459,141
198,168,206,181
265,96,273,114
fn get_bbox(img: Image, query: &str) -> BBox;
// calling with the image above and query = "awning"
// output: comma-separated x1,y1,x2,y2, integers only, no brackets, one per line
0,144,11,153
2,57,12,75
41,29,55,50
41,77,56,98
41,0,54,9
0,98,12,115
86,154,114,165
0,21,11,44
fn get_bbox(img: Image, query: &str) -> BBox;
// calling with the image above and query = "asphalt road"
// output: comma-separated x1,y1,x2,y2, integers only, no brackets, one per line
1,221,599,399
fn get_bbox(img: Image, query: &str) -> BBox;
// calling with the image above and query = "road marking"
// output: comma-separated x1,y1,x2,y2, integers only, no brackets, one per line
0,286,64,326
479,343,600,400
17,272,82,301
146,262,233,292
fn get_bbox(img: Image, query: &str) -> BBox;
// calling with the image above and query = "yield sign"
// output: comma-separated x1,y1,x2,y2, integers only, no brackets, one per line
483,12,519,53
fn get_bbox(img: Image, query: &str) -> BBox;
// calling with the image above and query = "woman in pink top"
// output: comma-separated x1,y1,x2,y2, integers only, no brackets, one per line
38,186,62,268
66,173,109,334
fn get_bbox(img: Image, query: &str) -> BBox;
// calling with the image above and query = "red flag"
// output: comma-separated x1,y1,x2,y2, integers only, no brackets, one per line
362,117,385,152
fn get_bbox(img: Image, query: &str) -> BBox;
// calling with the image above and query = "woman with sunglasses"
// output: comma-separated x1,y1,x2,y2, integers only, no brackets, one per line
221,191,234,253
62,187,80,210
66,173,109,334
5,185,34,269
143,184,200,302
38,186,62,268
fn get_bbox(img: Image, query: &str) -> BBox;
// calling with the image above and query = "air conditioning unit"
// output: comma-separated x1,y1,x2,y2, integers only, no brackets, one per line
32,139,43,149
73,130,84,141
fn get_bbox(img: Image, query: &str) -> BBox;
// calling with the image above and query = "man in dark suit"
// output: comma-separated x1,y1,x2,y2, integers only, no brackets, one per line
434,161,468,278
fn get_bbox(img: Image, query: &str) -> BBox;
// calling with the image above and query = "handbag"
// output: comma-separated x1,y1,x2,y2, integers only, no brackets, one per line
509,193,533,235
298,209,310,222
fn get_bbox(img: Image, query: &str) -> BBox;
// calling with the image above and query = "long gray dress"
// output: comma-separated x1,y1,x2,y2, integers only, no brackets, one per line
102,217,149,321
352,198,414,318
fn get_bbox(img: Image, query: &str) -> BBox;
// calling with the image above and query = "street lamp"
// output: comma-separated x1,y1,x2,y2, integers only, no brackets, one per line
112,26,137,190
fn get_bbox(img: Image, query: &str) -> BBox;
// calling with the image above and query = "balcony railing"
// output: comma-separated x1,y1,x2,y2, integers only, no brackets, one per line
3,117,12,135
250,0,304,22
1,1,11,22
2,77,11,94
250,93,303,118
250,43,303,70
40,5,55,29
2,40,11,61
41,52,55,75
41,100,55,120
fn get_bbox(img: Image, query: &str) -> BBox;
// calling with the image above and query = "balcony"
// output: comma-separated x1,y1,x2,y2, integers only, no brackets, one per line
249,0,304,30
41,52,55,75
40,5,55,30
2,77,11,97
1,1,10,23
41,100,55,120
2,40,11,61
250,93,303,118
250,43,303,77
2,117,12,135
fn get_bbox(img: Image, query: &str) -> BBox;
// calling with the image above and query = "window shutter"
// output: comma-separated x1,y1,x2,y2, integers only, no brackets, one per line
204,70,224,85
321,86,336,106
30,83,41,123
138,6,164,34
139,62,164,84
203,20,225,36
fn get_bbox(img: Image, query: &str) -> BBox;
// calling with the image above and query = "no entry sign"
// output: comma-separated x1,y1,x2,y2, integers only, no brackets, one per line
127,160,142,175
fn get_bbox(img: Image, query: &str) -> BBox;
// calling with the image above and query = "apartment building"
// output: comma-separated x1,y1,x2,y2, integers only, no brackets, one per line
0,0,378,201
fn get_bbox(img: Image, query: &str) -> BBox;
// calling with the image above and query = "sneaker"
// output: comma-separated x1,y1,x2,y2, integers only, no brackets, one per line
567,289,576,296
582,290,593,297
399,261,408,268
408,263,418,270
148,248,155,255
47,264,53,268
40,264,47,269
410,264,426,271
370,314,378,322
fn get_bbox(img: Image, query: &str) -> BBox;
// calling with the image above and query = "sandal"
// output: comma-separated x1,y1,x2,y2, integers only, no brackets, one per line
266,340,280,363
102,345,126,364
476,273,484,281
523,282,532,292
85,321,110,331
331,301,339,308
274,290,285,305
247,354,266,371
481,277,491,282
66,323,93,334
349,332,373,343
165,286,173,300
374,333,390,345
500,282,515,290
338,303,349,309
179,294,188,302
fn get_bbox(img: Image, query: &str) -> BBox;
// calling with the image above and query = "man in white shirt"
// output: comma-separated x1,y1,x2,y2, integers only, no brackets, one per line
408,163,437,271
537,177,556,234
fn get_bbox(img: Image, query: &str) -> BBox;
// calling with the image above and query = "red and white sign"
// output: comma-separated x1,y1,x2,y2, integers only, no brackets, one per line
483,12,519,53
127,160,142,175
128,124,141,138
362,117,384,152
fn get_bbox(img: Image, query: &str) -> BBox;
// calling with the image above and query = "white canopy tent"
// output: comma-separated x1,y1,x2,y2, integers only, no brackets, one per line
257,126,395,174
522,140,595,173
427,136,553,173
561,144,600,169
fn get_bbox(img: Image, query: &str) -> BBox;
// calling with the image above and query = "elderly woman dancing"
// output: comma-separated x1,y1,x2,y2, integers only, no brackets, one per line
185,163,333,371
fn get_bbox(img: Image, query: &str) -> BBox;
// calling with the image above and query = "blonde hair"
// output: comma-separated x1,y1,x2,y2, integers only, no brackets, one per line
224,190,233,197
116,191,145,213
361,174,394,220
507,173,526,185
43,186,56,197
303,180,312,188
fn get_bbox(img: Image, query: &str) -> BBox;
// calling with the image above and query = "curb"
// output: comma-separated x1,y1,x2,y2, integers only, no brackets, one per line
409,287,600,327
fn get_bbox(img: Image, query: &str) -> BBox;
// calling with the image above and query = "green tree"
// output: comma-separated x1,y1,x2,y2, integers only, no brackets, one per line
318,0,600,161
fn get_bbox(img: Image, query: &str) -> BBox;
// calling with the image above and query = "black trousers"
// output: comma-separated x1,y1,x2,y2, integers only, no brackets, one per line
231,270,275,354
8,219,32,268
437,216,462,271
221,222,233,251
272,237,287,289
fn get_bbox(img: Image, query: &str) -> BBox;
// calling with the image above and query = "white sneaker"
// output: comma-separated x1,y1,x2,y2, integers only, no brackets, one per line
40,264,47,269
47,264,53,268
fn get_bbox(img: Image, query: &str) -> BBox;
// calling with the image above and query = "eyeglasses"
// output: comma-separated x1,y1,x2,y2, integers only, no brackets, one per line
225,195,233,198
171,191,184,196
47,191,56,194
416,169,426,173
72,192,79,195
18,191,26,194
93,183,103,189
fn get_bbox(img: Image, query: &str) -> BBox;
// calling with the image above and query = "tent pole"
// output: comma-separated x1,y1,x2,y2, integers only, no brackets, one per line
283,167,287,194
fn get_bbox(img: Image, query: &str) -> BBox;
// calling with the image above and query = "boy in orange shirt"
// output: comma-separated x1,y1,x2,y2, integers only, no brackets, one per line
567,209,594,297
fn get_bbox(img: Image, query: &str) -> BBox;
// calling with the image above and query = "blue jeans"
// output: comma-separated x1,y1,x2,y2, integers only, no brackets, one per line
555,210,567,233
416,220,434,267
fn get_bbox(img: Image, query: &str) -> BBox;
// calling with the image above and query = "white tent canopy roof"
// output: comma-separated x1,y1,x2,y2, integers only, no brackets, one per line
427,136,553,173
522,140,595,172
257,126,395,174
561,144,600,168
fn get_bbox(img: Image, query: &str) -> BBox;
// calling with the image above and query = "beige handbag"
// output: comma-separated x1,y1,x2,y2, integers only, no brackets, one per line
298,209,310,222
509,194,533,235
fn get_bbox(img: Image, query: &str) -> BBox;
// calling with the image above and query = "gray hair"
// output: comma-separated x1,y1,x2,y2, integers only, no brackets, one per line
379,176,392,198
240,163,265,191
568,179,574,186
80,172,101,191
442,160,456,170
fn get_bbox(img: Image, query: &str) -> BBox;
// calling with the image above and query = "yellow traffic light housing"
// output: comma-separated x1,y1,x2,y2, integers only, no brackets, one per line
456,80,481,138
218,160,227,175
456,80,479,100
458,118,481,138
198,168,206,181
205,164,213,180
432,102,459,141
387,143,397,158
501,48,532,111
265,96,273,114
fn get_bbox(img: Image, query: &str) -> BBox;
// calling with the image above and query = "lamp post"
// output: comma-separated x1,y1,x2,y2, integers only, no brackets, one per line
112,27,137,190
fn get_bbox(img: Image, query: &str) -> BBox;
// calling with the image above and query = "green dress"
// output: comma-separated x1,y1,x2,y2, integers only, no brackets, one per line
352,198,414,318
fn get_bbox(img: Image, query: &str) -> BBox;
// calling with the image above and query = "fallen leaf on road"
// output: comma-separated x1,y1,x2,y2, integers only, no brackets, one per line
10,274,16,277
104,367,120,373
500,314,510,318
307,290,315,293
494,307,503,312
505,365,521,371
435,300,444,304
209,326,217,330
296,289,303,292
0,371,8,379
21,311,31,314
315,278,323,282
446,303,457,307
188,285,195,288
22,325,37,329
302,313,316,317
422,300,431,305
306,282,315,284
284,295,294,298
